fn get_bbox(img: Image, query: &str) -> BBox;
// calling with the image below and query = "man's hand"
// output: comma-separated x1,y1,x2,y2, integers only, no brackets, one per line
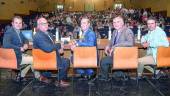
142,42,149,48
109,47,114,56
20,47,25,52
104,46,110,56
71,44,76,51
69,40,76,45
59,49,64,54
61,42,64,49
23,44,28,50
70,40,77,51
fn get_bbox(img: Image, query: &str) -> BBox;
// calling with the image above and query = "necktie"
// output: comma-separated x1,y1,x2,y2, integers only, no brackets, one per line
16,31,22,44
47,34,54,44
114,31,118,45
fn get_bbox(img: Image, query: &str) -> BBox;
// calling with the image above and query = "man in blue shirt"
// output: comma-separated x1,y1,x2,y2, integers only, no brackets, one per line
138,17,169,78
71,17,97,78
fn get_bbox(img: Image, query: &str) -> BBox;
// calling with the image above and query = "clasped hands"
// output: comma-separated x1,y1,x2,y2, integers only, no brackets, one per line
104,46,114,56
70,40,77,51
20,44,28,52
142,41,149,48
59,42,64,54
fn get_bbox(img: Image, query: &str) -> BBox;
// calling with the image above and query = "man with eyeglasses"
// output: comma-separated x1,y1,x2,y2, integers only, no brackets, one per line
33,17,70,87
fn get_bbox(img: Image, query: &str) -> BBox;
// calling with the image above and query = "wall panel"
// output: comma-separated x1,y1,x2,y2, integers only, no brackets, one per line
0,0,38,19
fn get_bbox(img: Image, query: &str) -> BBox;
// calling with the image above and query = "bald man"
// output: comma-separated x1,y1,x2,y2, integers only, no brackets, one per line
33,17,70,87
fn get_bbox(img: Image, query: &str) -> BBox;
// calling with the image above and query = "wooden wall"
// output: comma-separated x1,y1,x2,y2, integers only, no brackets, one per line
131,0,170,16
0,0,38,20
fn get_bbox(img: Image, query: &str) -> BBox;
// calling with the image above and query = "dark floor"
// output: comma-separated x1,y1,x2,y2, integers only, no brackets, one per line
0,70,170,96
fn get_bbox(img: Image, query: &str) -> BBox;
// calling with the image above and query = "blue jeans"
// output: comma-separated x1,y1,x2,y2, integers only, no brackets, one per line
100,56,113,79
58,57,70,80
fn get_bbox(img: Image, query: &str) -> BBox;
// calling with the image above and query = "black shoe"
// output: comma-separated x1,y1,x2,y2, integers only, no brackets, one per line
112,71,128,81
98,75,109,81
155,71,166,79
77,75,88,80
84,75,91,80
122,75,129,81
137,76,143,80
16,77,27,82
131,76,143,80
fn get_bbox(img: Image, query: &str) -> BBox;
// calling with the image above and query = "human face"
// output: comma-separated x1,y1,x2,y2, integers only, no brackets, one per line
12,18,23,30
147,19,157,31
113,17,124,31
81,18,90,32
37,18,49,32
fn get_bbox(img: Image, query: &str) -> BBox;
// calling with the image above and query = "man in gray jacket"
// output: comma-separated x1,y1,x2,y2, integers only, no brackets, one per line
100,16,134,80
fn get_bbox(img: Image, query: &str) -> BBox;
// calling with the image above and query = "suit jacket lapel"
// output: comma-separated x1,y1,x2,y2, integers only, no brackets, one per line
13,28,23,44
116,26,127,44
41,32,54,44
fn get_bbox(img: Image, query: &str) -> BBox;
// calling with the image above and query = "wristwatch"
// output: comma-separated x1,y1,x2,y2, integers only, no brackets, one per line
76,42,79,46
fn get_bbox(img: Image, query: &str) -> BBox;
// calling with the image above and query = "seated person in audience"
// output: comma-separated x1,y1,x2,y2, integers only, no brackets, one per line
0,28,4,45
3,16,37,80
100,15,134,80
33,17,70,87
137,17,169,79
71,17,97,78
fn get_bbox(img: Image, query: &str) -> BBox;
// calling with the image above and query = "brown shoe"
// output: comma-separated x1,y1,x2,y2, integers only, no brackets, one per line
59,80,70,87
39,75,50,83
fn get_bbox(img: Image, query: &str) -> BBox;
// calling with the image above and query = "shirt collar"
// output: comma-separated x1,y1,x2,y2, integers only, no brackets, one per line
13,27,20,34
117,26,127,33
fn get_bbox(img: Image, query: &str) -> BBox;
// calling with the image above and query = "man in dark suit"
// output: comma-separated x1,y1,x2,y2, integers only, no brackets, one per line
100,16,134,80
71,17,97,77
33,17,70,87
3,16,34,79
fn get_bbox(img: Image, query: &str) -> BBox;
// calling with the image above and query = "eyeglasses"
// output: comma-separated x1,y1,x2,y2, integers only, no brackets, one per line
39,22,48,26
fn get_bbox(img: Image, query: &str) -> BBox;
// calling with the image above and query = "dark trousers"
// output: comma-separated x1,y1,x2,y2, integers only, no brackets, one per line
58,57,70,80
100,56,113,79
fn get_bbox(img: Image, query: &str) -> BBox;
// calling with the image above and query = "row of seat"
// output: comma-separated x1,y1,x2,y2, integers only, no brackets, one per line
0,46,170,79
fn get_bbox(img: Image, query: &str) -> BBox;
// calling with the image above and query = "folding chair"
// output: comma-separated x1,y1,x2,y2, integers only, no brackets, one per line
73,47,98,79
112,47,138,83
0,48,18,80
72,47,98,96
97,39,109,60
144,47,170,96
32,49,58,81
152,47,170,78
